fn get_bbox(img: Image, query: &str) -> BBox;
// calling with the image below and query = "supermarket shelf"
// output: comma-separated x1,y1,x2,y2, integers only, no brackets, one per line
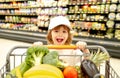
0,28,47,43
0,28,120,58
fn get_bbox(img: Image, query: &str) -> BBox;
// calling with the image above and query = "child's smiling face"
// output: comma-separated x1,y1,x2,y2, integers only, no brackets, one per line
51,25,69,45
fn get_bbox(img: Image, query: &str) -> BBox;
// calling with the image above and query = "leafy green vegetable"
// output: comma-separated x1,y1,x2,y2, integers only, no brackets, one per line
6,45,50,78
25,45,49,67
43,51,68,69
89,49,110,66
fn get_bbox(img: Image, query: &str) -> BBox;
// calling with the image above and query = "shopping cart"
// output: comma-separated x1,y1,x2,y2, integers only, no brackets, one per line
0,45,119,78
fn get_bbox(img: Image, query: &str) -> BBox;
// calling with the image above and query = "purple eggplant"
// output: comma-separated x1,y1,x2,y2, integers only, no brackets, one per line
81,59,100,78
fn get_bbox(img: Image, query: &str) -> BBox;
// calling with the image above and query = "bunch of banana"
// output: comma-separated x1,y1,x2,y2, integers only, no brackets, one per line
23,64,64,78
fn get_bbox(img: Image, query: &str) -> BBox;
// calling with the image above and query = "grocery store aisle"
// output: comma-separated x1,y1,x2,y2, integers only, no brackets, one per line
0,38,120,76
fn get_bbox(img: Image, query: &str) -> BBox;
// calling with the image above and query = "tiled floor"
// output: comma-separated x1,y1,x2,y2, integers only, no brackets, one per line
0,38,120,77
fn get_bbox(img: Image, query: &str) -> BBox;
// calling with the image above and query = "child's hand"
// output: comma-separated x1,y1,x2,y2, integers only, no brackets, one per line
76,41,89,53
33,41,43,46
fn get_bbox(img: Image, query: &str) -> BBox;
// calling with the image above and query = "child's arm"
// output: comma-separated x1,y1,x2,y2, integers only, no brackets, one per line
76,41,89,53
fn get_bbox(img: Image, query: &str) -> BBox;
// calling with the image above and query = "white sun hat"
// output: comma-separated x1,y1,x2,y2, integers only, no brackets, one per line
48,16,72,30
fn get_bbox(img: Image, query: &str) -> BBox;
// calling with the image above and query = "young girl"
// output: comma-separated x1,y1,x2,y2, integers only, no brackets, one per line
40,16,89,53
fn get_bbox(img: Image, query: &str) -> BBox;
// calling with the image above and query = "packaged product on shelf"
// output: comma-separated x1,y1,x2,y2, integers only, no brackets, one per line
84,22,92,29
82,14,87,20
105,4,110,13
106,20,114,28
102,0,107,3
101,24,106,30
44,21,49,27
117,4,120,12
84,0,88,4
116,24,120,28
100,5,105,13
96,5,101,13
111,0,118,3
115,30,120,39
94,15,100,21
74,5,79,13
82,5,88,13
116,13,120,20
108,13,116,20
109,4,117,12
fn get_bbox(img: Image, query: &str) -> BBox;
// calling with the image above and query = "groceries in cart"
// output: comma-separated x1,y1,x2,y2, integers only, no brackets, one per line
4,45,110,78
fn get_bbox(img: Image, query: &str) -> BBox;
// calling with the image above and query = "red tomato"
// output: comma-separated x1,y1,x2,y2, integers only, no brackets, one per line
63,66,78,78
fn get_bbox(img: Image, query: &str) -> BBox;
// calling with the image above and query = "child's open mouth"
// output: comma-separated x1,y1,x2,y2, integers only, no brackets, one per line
56,38,64,43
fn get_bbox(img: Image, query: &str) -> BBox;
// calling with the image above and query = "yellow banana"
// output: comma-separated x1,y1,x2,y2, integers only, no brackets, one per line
23,64,64,78
24,75,56,78
15,67,22,78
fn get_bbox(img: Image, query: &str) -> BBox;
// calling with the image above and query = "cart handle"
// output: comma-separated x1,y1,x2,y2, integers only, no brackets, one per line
46,45,77,49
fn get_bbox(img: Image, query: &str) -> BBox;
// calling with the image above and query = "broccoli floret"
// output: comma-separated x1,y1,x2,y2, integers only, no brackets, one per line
25,45,49,67
43,51,68,69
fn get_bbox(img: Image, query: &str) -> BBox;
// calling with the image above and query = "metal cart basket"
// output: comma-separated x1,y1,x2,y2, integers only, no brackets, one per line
0,45,120,78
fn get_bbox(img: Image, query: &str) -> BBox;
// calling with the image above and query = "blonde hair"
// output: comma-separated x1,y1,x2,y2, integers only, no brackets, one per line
46,25,73,45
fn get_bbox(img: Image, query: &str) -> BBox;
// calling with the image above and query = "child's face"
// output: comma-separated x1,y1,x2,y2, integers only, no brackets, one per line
51,25,69,45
